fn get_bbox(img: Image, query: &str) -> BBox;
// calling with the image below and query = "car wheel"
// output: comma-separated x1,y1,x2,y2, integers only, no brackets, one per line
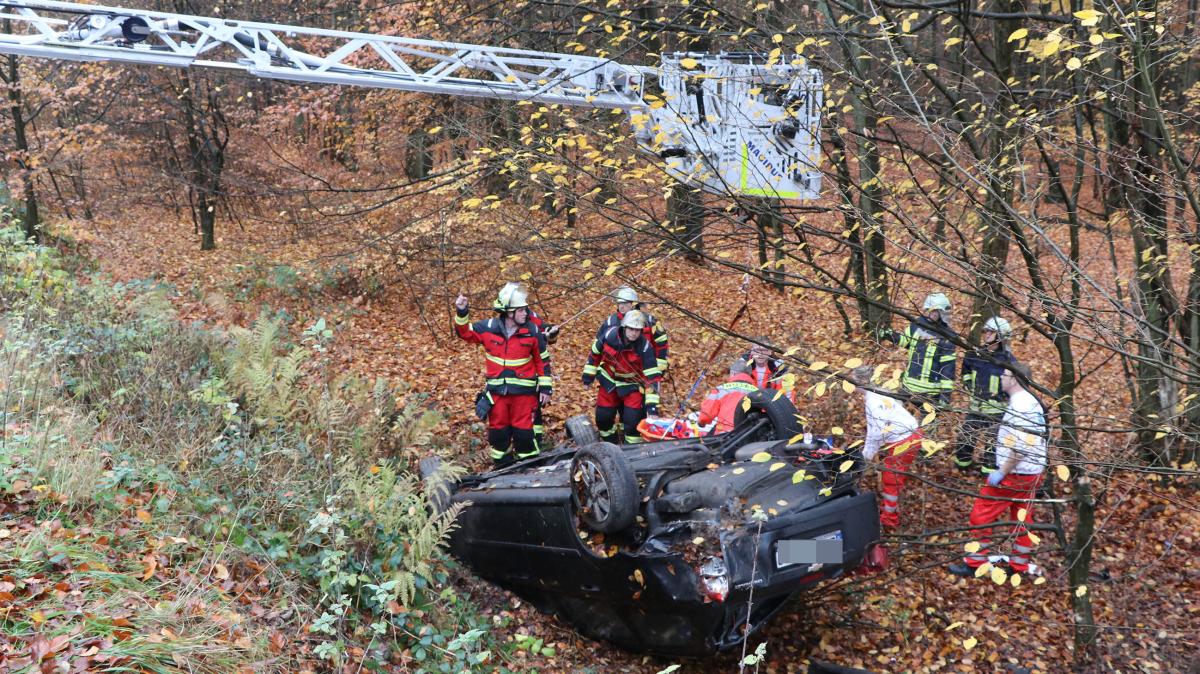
570,442,638,533
418,456,451,515
732,390,804,442
565,414,600,446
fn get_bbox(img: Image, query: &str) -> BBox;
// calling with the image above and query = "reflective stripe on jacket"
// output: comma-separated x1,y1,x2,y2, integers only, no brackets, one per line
887,318,957,394
961,345,1014,414
584,326,661,406
455,310,550,395
599,311,670,369
698,373,759,434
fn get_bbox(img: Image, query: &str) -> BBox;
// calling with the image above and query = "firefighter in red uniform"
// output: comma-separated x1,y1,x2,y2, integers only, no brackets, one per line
583,310,662,444
455,284,552,467
493,282,558,447
597,286,670,371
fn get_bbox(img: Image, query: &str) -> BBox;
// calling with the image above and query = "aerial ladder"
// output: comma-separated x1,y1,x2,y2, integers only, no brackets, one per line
0,0,823,199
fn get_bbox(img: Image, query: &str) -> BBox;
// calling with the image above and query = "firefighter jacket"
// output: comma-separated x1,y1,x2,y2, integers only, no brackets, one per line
881,317,958,397
699,372,759,434
583,326,662,409
598,311,670,369
961,345,1015,415
455,309,551,396
739,351,791,392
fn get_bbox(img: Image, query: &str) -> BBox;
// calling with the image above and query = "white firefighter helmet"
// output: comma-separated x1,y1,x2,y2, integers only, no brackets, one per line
495,282,529,311
922,292,951,312
982,316,1012,340
614,286,640,304
621,309,647,330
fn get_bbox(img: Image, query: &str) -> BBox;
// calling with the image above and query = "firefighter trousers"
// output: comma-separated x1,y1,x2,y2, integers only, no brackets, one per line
596,386,646,444
486,393,539,463
953,412,1001,472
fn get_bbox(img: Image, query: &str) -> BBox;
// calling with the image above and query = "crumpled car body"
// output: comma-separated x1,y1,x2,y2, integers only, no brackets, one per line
441,392,882,656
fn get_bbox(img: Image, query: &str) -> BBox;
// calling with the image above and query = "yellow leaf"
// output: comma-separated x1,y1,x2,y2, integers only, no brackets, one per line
962,637,977,650
964,541,981,554
772,33,783,43
921,411,937,426
1008,28,1028,42
1089,33,1104,45
945,37,962,47
214,563,230,580
732,467,745,475
815,382,827,397
750,452,772,463
692,537,705,545
1034,576,1046,585
867,15,884,25
991,566,1008,585
975,562,992,578
791,469,808,484
741,397,753,412
843,357,863,369
680,57,699,69
604,261,621,276
633,569,644,585
1074,8,1102,25
1017,508,1028,522
1056,465,1070,481
1028,532,1041,545
1076,585,1088,597
769,462,786,472
427,126,442,133
831,426,844,436
945,621,964,631
31,610,46,625
1011,573,1022,587
842,380,856,393
809,361,828,371
135,510,152,523
839,460,854,473
1066,57,1082,70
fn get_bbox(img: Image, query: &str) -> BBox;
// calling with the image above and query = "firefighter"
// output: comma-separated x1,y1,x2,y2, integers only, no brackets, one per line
954,316,1016,474
454,284,552,467
698,358,761,434
493,282,558,446
949,361,1047,577
852,365,924,529
740,340,793,402
597,285,670,371
583,309,662,444
878,292,958,409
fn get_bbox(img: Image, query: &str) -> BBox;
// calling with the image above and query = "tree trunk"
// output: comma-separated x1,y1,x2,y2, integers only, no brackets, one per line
667,181,704,260
2,48,38,241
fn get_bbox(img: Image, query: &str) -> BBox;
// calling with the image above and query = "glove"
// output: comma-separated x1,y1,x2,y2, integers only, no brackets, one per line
544,324,560,344
987,469,1006,487
582,374,594,387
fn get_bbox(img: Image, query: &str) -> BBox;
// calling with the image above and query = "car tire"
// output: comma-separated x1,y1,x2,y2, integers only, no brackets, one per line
565,414,600,446
732,390,804,442
570,442,638,533
418,456,451,515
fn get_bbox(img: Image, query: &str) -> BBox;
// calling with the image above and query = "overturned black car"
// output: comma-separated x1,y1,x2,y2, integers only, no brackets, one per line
426,391,884,657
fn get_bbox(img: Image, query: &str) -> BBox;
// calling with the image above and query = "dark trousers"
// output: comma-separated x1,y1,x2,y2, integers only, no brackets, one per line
953,412,1001,471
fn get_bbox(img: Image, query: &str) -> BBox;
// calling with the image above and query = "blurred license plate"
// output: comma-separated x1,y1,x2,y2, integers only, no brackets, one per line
776,531,843,568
